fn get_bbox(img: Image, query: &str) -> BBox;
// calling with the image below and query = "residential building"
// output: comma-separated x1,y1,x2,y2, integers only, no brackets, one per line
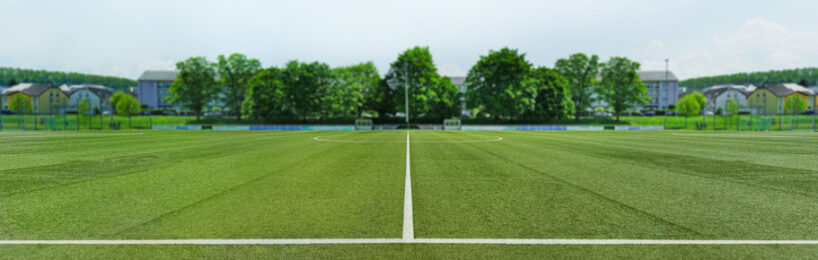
639,70,679,109
0,86,5,112
137,70,178,109
811,86,818,111
0,83,69,114
702,84,754,114
590,70,679,111
137,70,226,112
66,84,114,114
747,83,814,115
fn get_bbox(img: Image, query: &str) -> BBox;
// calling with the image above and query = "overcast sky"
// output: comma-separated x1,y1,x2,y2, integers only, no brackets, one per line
1,0,818,80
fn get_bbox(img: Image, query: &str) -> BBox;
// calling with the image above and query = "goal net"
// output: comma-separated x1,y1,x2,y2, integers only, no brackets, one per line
443,119,461,131
355,118,373,130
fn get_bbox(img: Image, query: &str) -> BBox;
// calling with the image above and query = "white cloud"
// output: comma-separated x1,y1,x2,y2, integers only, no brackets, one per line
645,40,665,55
642,18,818,79
438,63,467,77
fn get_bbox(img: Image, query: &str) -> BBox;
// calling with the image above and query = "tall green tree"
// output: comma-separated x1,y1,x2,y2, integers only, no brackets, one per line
428,77,461,120
386,46,455,120
9,95,31,115
328,62,381,118
690,91,708,109
465,47,533,121
784,96,807,115
725,97,739,117
555,53,600,121
243,68,290,122
725,97,740,129
281,61,334,119
78,97,91,128
217,53,261,120
367,79,395,118
676,92,706,128
169,57,219,121
108,91,129,121
116,95,141,128
524,67,574,122
77,97,91,116
597,57,649,121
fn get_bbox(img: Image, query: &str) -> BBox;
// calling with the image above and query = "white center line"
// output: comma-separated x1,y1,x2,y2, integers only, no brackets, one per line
403,130,414,240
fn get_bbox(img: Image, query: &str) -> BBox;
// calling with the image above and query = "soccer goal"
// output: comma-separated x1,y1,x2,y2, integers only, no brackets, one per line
443,119,462,131
355,118,373,130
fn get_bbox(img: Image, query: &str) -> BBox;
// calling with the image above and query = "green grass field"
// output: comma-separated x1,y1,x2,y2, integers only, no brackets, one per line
2,130,818,258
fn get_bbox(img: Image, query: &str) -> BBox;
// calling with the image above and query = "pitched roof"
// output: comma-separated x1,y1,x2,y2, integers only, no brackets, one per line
68,84,114,99
1,83,61,96
638,70,678,82
703,84,754,98
745,84,757,94
59,84,71,93
756,83,814,96
138,70,178,81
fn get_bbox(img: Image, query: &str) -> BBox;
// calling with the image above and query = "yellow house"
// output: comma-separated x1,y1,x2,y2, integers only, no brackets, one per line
747,83,814,115
0,83,69,114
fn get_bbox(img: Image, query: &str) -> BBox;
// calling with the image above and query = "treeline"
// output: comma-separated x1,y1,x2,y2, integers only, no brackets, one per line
680,68,818,91
0,67,137,90
170,47,650,123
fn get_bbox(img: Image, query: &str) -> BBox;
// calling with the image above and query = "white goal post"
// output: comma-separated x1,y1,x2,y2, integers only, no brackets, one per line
355,119,373,130
443,119,461,131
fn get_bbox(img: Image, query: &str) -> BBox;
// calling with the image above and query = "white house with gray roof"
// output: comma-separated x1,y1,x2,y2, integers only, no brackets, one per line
702,84,753,115
65,84,114,114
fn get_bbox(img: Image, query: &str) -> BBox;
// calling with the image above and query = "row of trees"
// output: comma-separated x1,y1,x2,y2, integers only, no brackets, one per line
680,68,818,91
464,50,648,122
169,48,650,123
0,67,137,90
555,54,649,122
170,49,459,122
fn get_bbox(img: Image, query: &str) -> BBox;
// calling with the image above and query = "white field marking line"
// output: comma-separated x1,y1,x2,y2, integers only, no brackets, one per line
403,130,414,240
312,135,503,143
254,131,318,140
3,239,818,245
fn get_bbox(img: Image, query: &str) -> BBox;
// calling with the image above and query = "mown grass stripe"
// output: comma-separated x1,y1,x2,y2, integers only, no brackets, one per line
2,238,818,245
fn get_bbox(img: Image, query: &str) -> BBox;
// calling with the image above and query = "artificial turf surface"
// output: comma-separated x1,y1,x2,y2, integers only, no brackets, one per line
2,130,818,258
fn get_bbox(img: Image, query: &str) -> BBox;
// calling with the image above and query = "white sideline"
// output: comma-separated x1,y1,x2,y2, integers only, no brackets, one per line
403,131,414,240
3,239,818,245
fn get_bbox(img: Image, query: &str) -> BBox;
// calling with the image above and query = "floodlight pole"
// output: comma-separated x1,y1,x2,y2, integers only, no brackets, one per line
664,59,669,129
404,62,409,129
